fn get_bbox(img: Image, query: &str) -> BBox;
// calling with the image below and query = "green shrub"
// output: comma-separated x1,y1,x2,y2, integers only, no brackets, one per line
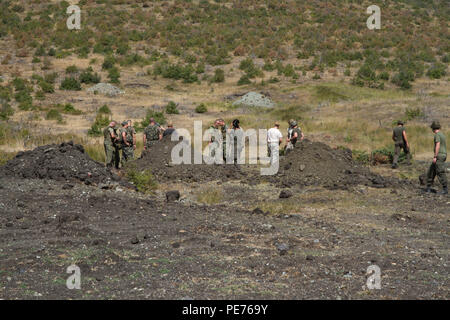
60,77,81,90
62,103,82,115
352,149,370,164
195,103,207,113
165,101,179,114
98,104,111,114
108,67,121,84
65,65,79,74
39,81,54,93
0,102,14,120
80,70,101,84
102,55,116,70
46,109,63,122
426,63,447,79
237,75,251,85
88,114,111,136
405,107,424,120
212,68,225,83
125,165,158,193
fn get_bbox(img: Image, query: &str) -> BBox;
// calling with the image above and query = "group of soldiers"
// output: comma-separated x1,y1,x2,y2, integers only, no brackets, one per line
103,115,447,195
392,120,447,194
103,118,176,170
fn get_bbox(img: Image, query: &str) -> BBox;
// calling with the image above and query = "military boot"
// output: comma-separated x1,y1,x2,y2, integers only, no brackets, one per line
425,187,433,193
438,187,448,195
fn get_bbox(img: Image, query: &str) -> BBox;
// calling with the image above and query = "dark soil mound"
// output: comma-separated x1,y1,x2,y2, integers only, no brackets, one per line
0,141,122,186
133,136,249,182
264,139,398,189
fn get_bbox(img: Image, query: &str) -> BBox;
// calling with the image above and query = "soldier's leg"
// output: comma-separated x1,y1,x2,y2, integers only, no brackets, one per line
393,144,400,167
403,145,412,164
114,147,120,169
426,162,437,187
105,144,113,168
435,157,448,189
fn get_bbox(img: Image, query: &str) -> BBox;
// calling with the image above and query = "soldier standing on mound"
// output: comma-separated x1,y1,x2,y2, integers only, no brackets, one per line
426,121,448,195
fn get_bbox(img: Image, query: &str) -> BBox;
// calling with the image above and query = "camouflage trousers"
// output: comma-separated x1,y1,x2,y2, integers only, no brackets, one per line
121,145,134,166
427,155,447,188
393,143,411,165
104,144,120,169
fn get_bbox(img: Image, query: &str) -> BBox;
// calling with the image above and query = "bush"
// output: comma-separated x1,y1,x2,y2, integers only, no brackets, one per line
195,103,207,113
80,70,101,84
62,103,82,115
0,102,14,120
391,71,413,89
46,109,63,122
165,101,179,114
125,165,158,193
98,104,111,114
352,149,370,164
88,114,111,136
405,107,424,120
237,75,251,85
39,81,54,93
102,56,116,70
426,63,447,79
108,67,121,84
212,68,225,83
65,65,79,74
60,77,81,90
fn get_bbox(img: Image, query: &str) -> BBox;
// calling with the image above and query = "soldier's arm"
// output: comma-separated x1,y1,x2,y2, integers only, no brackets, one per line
300,130,304,141
434,142,440,158
392,131,395,141
122,131,129,146
143,133,147,149
402,130,409,147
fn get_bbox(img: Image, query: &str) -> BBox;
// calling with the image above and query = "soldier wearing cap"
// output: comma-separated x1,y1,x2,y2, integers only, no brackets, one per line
143,117,162,151
392,120,411,168
103,120,120,169
285,120,304,155
426,121,447,194
120,121,134,166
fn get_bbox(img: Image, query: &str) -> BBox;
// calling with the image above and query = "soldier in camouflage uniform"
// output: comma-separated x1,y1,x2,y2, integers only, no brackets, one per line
120,121,134,167
391,120,411,169
219,119,228,162
103,120,120,169
127,120,136,157
426,121,448,195
208,119,222,161
285,120,304,155
143,117,162,151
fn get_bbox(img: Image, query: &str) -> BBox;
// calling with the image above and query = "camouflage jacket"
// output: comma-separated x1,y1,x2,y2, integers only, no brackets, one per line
103,126,116,146
144,124,160,141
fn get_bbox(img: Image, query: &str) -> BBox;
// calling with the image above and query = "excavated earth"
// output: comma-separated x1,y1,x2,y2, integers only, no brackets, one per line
0,141,448,299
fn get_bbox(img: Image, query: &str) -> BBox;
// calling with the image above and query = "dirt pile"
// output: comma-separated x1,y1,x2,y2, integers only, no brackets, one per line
133,136,249,182
0,141,122,186
264,139,398,189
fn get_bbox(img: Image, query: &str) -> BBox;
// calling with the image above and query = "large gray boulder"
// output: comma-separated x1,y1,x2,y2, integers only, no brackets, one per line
232,91,276,108
87,83,124,97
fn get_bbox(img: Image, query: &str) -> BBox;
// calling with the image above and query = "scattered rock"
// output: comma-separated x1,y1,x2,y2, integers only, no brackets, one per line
232,92,276,108
279,190,293,198
62,184,74,190
166,190,180,202
87,83,124,97
252,208,264,215
130,237,140,244
276,243,290,255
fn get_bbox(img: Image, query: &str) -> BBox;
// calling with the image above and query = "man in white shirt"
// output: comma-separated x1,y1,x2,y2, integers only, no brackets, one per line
267,122,283,165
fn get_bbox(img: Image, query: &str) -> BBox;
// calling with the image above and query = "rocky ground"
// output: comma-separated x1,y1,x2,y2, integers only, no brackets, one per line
0,141,448,299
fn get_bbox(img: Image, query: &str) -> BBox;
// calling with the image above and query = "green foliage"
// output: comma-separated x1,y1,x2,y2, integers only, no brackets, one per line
65,65,79,74
88,113,111,136
80,69,101,84
39,81,54,93
195,103,208,113
165,101,179,114
405,107,424,120
212,68,225,83
107,67,121,84
98,104,111,114
60,77,81,91
239,58,263,78
125,165,158,193
237,75,251,85
315,85,349,102
46,109,63,123
0,101,14,120
153,61,198,83
426,63,447,79
352,149,370,164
